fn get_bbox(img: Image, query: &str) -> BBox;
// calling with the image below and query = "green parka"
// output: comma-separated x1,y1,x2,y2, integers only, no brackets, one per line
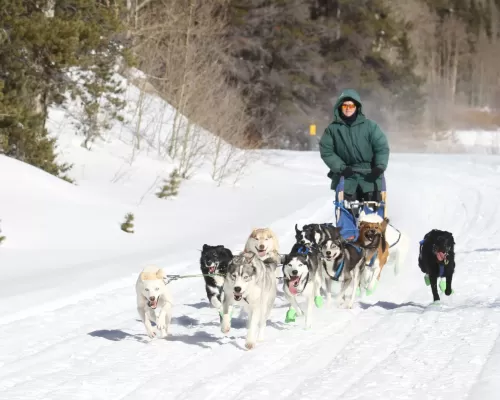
319,89,390,194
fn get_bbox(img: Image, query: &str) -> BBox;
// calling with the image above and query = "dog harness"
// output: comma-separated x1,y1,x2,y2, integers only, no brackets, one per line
329,243,364,281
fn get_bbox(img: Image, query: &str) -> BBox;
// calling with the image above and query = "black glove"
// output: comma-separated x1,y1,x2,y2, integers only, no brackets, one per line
367,166,384,180
341,166,354,178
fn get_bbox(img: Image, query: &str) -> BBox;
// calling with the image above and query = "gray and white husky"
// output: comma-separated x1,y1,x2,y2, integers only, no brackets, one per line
220,252,277,350
320,239,366,309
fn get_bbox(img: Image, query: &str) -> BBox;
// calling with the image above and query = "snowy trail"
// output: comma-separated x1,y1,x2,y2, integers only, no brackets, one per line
2,154,500,400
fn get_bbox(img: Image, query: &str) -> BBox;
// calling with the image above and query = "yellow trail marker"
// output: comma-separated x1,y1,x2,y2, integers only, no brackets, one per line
309,124,316,136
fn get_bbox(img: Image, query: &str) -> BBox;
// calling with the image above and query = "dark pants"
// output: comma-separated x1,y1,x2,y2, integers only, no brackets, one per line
344,185,381,202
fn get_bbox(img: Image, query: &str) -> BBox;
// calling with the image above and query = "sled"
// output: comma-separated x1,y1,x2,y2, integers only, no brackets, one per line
333,171,400,248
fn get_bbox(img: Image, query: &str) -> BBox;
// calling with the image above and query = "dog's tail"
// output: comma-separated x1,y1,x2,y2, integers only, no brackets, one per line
392,231,409,276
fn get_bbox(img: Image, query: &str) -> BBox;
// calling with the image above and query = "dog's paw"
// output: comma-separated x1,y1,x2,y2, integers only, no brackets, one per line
245,341,256,350
221,323,231,334
445,288,452,296
146,329,156,339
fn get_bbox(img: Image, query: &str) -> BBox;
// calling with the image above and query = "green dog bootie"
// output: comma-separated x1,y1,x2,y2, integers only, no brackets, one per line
366,281,378,296
219,308,233,322
356,287,361,297
285,308,297,323
424,274,430,286
314,295,324,308
439,280,454,294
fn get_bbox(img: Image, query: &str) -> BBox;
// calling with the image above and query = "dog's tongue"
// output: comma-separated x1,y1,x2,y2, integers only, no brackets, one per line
436,252,446,261
258,250,267,257
288,276,300,295
149,299,158,309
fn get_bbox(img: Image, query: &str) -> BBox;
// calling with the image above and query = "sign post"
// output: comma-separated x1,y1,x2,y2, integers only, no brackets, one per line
308,124,317,151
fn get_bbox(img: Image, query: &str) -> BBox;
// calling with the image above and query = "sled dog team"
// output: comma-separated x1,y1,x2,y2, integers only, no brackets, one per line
136,215,456,350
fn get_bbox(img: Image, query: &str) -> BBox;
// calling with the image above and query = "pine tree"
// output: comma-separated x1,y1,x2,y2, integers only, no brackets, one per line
156,169,182,199
0,0,127,176
120,212,135,233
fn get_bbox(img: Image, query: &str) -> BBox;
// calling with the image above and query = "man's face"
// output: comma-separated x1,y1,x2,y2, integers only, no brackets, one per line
341,101,356,117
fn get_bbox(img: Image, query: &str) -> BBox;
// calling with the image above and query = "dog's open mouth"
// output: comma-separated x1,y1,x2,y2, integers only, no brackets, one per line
288,276,301,295
234,292,243,301
256,247,267,257
436,251,446,262
365,232,379,241
208,266,216,274
148,298,158,309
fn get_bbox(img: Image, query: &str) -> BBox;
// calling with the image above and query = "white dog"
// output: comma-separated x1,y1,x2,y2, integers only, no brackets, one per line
135,265,173,339
220,252,277,350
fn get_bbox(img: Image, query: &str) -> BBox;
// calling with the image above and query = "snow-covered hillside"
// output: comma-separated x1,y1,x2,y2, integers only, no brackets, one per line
1,72,500,399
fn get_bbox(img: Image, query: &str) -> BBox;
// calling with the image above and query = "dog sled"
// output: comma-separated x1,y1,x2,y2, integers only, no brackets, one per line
333,169,401,249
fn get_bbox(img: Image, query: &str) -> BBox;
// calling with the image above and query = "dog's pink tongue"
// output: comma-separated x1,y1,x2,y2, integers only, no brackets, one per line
288,277,300,295
436,252,445,261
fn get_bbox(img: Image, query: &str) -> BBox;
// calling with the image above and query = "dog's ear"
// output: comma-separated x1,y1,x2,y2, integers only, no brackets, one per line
224,248,234,258
156,268,167,280
381,217,389,232
295,224,301,234
202,244,210,251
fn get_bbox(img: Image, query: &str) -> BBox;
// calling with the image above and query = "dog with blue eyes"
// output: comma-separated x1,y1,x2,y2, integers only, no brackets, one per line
418,229,456,302
220,252,277,350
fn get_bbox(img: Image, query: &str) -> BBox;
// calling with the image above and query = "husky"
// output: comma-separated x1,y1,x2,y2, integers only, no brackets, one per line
135,265,173,339
320,238,366,309
282,243,323,329
220,252,277,350
320,238,343,304
199,244,233,310
244,227,281,264
298,223,340,249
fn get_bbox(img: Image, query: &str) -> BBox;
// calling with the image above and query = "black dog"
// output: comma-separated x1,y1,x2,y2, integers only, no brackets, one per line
418,229,456,302
200,244,233,309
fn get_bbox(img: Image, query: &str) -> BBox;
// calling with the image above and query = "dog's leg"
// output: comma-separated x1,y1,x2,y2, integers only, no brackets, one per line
144,307,156,338
314,270,323,308
220,294,232,334
258,295,271,342
137,295,156,338
337,275,350,308
286,289,304,317
366,259,380,294
429,272,440,302
246,305,260,350
347,262,362,309
305,289,315,330
137,295,147,323
208,285,222,310
324,274,333,306
157,301,173,338
445,269,454,296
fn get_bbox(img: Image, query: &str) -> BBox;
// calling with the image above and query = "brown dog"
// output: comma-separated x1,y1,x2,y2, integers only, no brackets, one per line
355,214,390,294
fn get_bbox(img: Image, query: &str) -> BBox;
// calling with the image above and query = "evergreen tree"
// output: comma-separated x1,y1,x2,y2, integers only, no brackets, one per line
156,169,181,199
0,0,127,176
0,219,5,245
120,212,135,233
